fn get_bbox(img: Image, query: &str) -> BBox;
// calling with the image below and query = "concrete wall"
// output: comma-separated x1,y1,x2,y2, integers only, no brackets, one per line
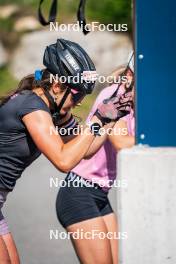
117,146,176,264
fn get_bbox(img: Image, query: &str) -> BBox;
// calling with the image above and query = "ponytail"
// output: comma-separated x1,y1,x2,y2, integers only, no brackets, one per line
0,69,51,106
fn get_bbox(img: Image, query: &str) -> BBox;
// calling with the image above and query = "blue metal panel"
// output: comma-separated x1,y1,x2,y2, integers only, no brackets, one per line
135,0,176,146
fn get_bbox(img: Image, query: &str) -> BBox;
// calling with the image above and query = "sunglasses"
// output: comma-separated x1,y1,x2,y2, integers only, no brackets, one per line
70,89,86,104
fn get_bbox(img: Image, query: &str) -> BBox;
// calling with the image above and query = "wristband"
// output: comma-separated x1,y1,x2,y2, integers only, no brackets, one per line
94,111,113,126
90,122,102,136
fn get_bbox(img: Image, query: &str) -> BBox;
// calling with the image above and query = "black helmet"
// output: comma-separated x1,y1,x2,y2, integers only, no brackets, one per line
43,38,96,94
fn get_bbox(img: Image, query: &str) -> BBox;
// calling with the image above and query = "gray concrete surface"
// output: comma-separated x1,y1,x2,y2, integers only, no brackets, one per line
117,146,176,264
4,155,117,264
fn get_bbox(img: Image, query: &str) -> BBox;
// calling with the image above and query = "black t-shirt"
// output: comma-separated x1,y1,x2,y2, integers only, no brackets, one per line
0,90,51,191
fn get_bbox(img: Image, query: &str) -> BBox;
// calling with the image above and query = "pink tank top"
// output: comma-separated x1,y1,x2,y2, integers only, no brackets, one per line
72,84,135,189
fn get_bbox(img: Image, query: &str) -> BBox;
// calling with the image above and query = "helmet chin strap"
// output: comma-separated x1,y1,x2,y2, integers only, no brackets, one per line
55,88,71,116
42,88,71,118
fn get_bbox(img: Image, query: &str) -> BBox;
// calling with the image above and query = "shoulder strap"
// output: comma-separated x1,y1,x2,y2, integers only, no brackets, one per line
77,0,90,35
110,52,135,99
38,0,89,35
38,0,58,26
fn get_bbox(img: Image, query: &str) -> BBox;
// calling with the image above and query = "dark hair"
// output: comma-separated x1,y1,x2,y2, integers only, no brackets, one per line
0,69,83,123
0,69,52,106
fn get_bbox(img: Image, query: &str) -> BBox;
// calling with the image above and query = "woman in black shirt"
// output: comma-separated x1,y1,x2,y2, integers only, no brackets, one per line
0,38,132,263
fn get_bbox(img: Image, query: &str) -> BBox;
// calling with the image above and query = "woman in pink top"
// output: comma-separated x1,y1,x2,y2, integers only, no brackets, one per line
56,55,135,264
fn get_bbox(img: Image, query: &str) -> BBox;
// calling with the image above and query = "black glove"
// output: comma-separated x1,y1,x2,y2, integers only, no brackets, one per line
94,92,133,126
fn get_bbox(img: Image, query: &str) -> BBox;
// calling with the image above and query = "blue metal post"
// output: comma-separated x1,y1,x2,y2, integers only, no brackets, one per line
135,0,176,146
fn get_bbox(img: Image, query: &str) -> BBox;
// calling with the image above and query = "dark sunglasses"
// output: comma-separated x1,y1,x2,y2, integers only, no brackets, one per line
70,89,86,104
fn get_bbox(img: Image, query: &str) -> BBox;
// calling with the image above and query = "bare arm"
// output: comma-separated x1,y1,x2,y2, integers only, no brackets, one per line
22,110,105,173
53,112,114,159
108,119,135,150
84,119,134,158
83,123,114,159
54,112,115,158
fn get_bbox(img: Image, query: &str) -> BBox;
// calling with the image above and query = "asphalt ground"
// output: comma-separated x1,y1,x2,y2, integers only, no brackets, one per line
4,155,117,264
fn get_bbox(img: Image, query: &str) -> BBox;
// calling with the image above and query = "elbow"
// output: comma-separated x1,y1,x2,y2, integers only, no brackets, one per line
113,137,135,151
114,144,123,151
113,142,131,151
56,159,74,173
115,142,134,151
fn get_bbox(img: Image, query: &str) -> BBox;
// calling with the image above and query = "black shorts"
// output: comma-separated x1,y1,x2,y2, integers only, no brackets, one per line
56,172,113,228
